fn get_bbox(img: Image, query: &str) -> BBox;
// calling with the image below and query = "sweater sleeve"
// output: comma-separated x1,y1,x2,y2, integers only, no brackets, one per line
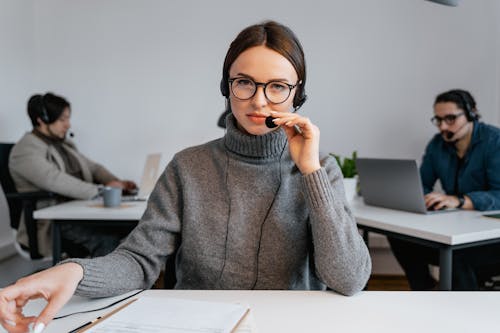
301,155,371,296
78,152,120,185
66,158,183,297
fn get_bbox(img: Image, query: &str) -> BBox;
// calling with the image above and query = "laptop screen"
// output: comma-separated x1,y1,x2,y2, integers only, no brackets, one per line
356,158,428,214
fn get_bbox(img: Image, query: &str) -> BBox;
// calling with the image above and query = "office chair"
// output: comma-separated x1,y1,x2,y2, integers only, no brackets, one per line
162,251,177,289
0,142,56,260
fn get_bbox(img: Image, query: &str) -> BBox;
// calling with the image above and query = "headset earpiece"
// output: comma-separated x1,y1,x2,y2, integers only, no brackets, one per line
293,82,307,110
454,90,476,121
39,96,50,123
220,78,229,98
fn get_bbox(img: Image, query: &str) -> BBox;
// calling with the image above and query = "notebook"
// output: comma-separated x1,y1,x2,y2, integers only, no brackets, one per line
81,296,250,333
122,153,162,202
356,158,456,214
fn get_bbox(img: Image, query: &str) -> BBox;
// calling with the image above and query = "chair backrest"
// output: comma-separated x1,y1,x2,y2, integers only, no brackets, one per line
0,183,10,231
0,143,16,193
0,143,22,229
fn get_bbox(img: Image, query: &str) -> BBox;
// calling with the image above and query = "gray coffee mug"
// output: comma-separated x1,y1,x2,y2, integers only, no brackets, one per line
102,186,122,207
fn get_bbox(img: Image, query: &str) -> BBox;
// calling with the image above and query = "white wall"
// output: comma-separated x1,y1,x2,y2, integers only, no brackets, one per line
0,0,35,258
1,0,499,182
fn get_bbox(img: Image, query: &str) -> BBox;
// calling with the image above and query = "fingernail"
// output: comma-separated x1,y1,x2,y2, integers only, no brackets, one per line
33,322,45,333
270,111,277,114
5,319,16,326
272,118,278,122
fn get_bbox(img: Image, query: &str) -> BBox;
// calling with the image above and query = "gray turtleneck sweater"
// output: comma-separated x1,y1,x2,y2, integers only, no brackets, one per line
69,115,371,296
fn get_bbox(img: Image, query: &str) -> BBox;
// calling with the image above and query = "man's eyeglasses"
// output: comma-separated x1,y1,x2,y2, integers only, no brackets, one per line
229,77,300,104
430,112,464,126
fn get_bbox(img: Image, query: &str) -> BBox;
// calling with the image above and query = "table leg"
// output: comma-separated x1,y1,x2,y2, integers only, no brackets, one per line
439,247,452,290
52,222,62,266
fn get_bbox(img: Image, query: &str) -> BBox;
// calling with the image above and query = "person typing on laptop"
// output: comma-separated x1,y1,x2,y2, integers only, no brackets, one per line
389,89,500,290
9,93,137,258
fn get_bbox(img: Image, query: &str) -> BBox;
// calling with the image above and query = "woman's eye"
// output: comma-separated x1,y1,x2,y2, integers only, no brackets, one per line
270,83,286,91
236,79,252,86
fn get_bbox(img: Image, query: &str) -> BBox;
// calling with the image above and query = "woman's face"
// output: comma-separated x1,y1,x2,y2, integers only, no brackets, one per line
47,107,71,139
228,45,299,135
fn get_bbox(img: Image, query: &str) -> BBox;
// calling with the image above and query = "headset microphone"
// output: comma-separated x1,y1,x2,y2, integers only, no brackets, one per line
265,107,300,129
444,121,468,141
265,116,277,128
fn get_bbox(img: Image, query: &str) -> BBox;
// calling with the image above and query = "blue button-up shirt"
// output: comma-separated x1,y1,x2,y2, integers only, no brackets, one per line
420,121,500,211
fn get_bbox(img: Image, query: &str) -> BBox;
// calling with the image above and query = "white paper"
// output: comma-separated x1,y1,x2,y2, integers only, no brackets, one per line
233,310,259,333
85,296,250,333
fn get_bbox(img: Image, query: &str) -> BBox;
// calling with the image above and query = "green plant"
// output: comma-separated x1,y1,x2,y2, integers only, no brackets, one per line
330,151,357,178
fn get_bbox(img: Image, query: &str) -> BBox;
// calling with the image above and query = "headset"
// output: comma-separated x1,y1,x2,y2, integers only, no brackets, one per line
453,90,477,122
220,76,308,110
39,95,50,124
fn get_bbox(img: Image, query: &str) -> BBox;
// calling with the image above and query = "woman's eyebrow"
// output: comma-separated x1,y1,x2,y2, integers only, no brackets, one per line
233,72,292,82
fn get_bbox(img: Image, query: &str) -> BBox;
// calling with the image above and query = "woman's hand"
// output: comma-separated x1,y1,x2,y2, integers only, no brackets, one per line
270,111,321,175
0,263,83,333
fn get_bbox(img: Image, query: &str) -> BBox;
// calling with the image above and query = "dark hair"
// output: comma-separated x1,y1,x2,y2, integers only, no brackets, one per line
220,21,307,109
434,89,480,121
27,92,71,127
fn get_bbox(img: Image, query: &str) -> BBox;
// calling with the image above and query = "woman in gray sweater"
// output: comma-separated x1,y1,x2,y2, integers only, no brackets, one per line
0,21,371,333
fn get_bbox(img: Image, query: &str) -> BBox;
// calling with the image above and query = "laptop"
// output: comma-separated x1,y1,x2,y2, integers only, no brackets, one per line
356,158,456,214
122,153,162,201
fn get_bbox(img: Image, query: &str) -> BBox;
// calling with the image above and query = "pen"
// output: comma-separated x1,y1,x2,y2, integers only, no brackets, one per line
67,298,138,333
68,316,101,333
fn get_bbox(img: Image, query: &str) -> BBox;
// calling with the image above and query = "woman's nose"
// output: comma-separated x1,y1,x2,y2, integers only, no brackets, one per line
251,86,267,107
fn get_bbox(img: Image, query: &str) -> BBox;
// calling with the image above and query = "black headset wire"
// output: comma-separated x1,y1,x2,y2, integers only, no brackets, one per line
52,289,145,320
217,143,231,286
250,140,287,289
217,119,288,289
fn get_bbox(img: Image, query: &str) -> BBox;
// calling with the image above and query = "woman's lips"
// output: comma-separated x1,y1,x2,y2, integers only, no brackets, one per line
247,114,267,124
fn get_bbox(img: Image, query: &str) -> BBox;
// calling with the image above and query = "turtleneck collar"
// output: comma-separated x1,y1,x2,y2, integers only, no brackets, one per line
32,128,65,146
223,113,287,159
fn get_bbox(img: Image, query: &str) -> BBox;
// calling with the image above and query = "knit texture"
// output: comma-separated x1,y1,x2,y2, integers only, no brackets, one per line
68,114,371,296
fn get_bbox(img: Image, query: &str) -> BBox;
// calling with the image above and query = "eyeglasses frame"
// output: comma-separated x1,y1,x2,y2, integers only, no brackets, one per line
228,77,301,104
430,112,465,126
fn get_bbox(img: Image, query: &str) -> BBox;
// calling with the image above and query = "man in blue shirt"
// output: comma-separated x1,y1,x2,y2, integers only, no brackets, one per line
389,89,500,290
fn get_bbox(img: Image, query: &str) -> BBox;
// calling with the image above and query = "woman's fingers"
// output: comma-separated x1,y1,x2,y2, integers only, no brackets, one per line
270,112,318,140
0,263,83,333
34,290,75,333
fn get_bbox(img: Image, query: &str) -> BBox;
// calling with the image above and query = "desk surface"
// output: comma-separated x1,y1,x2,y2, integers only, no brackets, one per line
34,198,500,244
3,290,499,333
33,199,147,220
352,197,500,245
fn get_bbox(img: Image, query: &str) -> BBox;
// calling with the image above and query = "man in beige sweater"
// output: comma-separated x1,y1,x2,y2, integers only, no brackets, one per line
9,92,136,257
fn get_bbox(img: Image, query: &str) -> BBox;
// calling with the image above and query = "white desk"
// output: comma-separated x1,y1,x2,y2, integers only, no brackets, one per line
33,199,147,220
33,200,147,264
3,290,499,333
352,197,500,290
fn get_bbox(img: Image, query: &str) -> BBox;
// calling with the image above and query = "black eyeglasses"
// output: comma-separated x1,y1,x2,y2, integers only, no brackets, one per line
229,77,300,104
430,112,464,126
